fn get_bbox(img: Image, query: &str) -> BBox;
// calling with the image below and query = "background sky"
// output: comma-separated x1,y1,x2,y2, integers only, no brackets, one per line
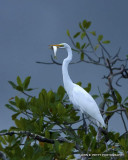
0,0,128,133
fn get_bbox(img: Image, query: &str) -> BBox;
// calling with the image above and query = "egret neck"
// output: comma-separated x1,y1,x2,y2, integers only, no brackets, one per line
62,46,74,94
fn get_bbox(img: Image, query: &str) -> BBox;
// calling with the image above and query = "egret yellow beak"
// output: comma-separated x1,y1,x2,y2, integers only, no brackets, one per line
49,44,61,48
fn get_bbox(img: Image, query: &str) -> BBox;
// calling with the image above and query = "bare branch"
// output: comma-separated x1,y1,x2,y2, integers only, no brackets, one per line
22,91,33,98
112,47,121,60
0,131,72,144
99,42,111,58
120,105,128,132
36,61,55,65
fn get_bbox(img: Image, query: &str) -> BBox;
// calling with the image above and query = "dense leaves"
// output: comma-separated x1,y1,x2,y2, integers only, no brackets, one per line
0,76,127,159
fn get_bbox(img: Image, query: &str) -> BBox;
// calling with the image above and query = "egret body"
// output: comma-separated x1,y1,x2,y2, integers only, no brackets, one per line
50,43,105,127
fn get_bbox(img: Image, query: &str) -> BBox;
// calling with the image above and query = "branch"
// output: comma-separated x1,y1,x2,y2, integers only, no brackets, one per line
85,31,94,52
99,42,111,58
120,105,128,132
102,108,126,115
120,112,127,132
112,47,121,60
36,61,55,65
22,91,33,98
0,131,72,144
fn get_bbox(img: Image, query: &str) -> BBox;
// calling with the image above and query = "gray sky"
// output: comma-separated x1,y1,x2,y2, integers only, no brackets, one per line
0,0,128,133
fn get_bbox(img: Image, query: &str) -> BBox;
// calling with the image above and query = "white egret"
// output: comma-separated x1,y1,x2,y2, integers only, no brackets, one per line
50,43,105,127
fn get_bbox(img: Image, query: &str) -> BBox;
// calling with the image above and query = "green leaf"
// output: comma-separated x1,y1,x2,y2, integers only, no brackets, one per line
103,93,110,99
94,44,99,51
80,53,84,60
102,40,110,44
82,20,87,28
123,96,128,103
119,138,126,147
37,156,53,160
57,86,65,100
57,103,66,116
92,94,99,99
81,32,86,40
66,30,70,37
45,130,50,139
107,132,115,141
0,136,7,145
25,88,34,91
119,132,128,141
9,101,16,106
12,112,20,120
79,22,84,31
90,31,96,36
17,76,22,87
9,126,18,131
23,76,31,89
54,141,60,153
76,42,80,49
83,20,91,29
76,82,82,86
89,125,97,136
84,83,91,92
114,89,122,103
51,132,60,139
15,118,34,131
0,129,7,133
16,86,23,92
107,105,117,111
106,105,117,116
85,135,91,147
59,143,74,159
15,96,27,111
5,104,18,112
15,96,19,104
81,43,86,49
8,81,17,89
48,90,55,103
98,35,103,42
73,32,80,38
100,144,106,152
15,119,22,129
86,21,91,29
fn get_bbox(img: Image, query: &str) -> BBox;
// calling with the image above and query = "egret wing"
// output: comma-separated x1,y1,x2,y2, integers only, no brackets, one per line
70,84,105,127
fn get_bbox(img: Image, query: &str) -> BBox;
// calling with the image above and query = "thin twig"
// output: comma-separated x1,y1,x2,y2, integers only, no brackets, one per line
22,91,33,98
102,108,126,115
99,42,111,58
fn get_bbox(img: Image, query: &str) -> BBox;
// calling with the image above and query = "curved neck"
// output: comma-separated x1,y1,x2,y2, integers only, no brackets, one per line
62,46,73,94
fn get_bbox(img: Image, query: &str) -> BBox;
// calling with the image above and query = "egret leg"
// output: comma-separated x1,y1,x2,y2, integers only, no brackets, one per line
96,127,101,142
82,113,87,134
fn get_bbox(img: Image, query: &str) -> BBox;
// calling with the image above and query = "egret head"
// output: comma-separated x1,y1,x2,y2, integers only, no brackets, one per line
49,43,69,58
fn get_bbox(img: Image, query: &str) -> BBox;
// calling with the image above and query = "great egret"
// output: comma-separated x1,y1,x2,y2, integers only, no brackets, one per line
50,43,105,127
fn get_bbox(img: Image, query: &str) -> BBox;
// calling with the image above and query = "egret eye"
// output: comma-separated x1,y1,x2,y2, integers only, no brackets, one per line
52,46,57,58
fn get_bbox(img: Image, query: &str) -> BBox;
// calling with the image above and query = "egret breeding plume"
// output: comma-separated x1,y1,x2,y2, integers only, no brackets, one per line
49,43,105,128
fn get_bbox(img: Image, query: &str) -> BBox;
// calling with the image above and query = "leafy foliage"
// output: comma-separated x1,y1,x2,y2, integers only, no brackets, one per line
0,76,127,159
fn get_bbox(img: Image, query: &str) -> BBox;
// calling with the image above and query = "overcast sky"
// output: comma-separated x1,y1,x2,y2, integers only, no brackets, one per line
0,0,128,133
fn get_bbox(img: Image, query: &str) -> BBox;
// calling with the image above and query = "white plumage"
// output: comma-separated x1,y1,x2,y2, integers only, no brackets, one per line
50,43,105,127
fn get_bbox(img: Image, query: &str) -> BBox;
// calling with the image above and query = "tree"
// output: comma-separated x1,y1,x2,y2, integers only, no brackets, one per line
0,19,128,160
